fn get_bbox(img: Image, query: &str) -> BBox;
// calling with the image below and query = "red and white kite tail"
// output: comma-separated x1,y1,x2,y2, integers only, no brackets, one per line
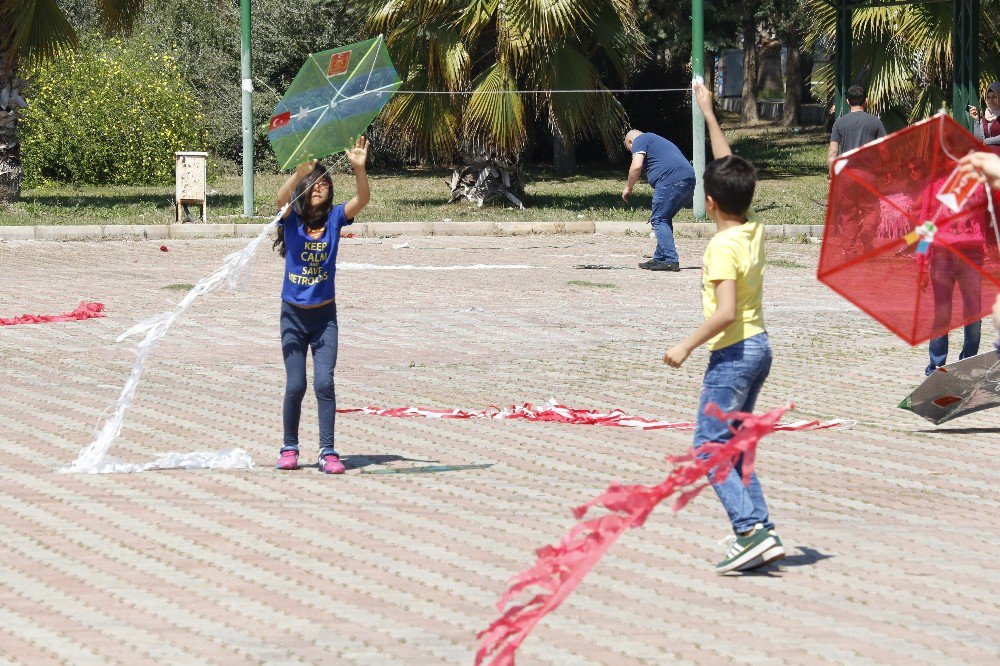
475,402,795,666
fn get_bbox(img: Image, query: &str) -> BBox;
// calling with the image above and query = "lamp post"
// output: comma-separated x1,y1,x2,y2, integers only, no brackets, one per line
240,0,254,218
692,0,706,219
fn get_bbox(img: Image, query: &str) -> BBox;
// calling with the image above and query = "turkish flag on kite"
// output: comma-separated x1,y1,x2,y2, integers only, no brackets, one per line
819,113,1000,346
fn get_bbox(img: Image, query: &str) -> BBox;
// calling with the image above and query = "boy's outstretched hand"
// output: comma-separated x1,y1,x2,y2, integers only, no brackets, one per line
957,151,1000,191
692,81,714,118
347,135,369,169
663,343,691,368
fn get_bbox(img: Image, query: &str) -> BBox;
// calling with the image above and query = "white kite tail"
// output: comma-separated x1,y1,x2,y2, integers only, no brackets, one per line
60,209,286,474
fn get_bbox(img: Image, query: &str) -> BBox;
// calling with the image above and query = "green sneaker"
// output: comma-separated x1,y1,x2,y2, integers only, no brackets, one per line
715,524,777,574
738,529,787,572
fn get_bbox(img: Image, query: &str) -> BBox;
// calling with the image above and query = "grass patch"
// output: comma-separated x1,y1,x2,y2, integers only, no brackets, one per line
162,283,195,291
766,259,808,269
567,280,617,288
0,120,829,228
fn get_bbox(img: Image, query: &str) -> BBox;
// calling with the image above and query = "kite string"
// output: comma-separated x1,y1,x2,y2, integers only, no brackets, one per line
393,87,692,95
935,112,1000,248
62,168,337,474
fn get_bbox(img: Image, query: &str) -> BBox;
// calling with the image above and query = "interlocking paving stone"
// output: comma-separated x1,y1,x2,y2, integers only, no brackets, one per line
0,235,998,664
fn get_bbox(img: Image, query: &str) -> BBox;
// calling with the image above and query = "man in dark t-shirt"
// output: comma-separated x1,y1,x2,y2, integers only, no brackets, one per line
623,130,696,271
828,86,886,161
828,86,887,257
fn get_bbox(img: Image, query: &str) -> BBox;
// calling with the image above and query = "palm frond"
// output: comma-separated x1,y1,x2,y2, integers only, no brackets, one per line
537,45,626,152
380,68,462,161
457,0,498,42
7,0,77,65
97,0,144,32
463,60,526,157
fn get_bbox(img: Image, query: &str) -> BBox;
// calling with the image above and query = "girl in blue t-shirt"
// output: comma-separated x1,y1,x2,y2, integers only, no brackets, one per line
272,136,370,474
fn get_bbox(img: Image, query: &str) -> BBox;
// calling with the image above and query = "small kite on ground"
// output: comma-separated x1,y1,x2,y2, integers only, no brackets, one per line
899,349,1000,424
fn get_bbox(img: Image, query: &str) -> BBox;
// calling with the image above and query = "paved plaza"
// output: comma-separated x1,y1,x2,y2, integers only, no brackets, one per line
0,232,997,664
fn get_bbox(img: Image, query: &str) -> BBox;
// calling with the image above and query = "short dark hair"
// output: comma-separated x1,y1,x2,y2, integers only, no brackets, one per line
704,155,756,216
846,85,866,106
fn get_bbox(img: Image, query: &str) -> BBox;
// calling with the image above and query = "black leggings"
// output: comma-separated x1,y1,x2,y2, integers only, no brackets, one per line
280,300,338,455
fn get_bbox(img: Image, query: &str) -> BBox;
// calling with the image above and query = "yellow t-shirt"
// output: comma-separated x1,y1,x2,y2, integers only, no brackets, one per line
702,220,766,351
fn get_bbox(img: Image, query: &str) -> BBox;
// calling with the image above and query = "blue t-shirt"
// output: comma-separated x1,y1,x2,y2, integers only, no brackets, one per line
280,203,354,306
631,132,695,188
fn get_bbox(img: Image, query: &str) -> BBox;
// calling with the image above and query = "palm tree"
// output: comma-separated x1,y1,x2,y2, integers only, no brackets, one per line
363,0,644,175
805,0,1000,130
0,0,143,203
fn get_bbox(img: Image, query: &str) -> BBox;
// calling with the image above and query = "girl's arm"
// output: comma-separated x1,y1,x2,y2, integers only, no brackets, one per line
344,136,370,220
278,160,317,218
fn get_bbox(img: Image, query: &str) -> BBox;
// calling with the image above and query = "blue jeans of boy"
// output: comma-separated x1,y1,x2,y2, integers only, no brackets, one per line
280,300,339,456
650,178,695,264
693,332,773,534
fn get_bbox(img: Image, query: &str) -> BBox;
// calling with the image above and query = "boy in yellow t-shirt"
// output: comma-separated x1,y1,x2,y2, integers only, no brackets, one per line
663,82,784,574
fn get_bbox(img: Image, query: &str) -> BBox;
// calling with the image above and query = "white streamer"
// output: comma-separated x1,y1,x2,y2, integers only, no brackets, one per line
338,263,533,271
60,208,286,474
74,449,255,475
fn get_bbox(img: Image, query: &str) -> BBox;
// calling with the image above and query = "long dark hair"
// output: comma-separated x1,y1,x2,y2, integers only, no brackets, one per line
273,163,334,257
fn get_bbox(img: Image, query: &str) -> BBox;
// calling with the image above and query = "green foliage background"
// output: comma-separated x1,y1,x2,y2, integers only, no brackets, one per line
20,36,206,185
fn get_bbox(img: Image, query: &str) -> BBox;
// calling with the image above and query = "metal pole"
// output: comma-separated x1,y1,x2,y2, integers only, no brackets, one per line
834,0,852,117
692,0,706,219
952,0,980,130
240,0,254,218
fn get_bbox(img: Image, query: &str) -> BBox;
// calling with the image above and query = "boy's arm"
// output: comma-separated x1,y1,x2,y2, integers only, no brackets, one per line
278,160,318,218
663,279,737,367
344,136,370,220
693,81,731,159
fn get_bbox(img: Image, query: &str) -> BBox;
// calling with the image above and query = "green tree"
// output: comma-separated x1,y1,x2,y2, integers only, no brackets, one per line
363,0,645,174
0,0,143,202
20,36,205,185
806,0,1000,130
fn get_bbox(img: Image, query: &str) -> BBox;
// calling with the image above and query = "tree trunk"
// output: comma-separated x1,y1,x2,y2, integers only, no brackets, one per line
552,122,575,176
740,7,759,124
0,66,24,205
782,36,803,127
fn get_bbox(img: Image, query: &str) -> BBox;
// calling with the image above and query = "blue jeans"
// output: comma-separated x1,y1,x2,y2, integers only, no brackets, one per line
693,333,773,534
650,178,695,264
926,248,983,375
280,300,339,456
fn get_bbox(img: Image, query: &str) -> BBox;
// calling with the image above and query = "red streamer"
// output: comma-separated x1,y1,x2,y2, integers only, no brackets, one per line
475,403,811,666
336,401,847,432
0,302,105,326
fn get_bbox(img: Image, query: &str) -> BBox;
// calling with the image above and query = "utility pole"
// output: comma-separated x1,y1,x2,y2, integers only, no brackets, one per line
240,0,254,218
692,0,706,219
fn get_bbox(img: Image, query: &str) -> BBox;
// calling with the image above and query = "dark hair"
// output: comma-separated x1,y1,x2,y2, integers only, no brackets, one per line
846,85,866,106
273,163,334,257
704,155,756,216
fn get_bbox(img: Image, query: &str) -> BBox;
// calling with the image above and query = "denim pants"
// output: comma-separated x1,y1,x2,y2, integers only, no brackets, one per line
280,300,339,455
693,333,773,534
650,178,695,264
926,248,983,375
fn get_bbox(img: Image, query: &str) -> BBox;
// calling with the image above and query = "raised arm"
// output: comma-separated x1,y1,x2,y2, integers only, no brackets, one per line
344,135,370,220
278,159,318,218
693,81,732,159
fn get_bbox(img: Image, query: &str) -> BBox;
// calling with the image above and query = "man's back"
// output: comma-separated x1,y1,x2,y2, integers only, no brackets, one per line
631,132,695,187
831,111,886,154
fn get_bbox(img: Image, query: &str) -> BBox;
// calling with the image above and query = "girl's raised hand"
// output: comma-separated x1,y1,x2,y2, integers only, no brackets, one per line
295,159,318,178
347,136,369,169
